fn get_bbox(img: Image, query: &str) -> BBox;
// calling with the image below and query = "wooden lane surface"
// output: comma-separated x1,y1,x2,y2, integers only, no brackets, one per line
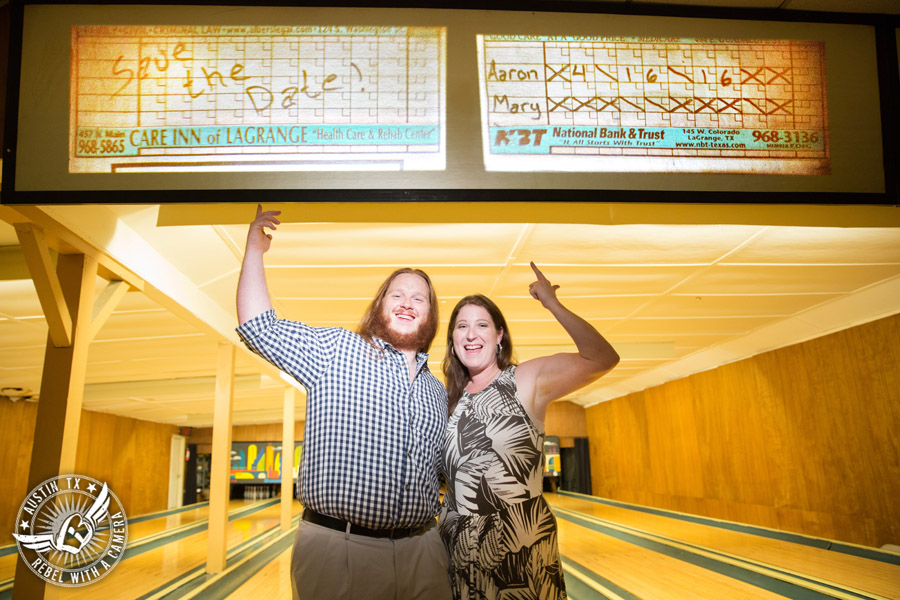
233,524,743,600
8,499,301,600
226,493,900,600
229,516,864,600
556,513,792,600
237,511,790,600
53,499,299,600
547,493,900,600
232,513,900,600
223,541,294,599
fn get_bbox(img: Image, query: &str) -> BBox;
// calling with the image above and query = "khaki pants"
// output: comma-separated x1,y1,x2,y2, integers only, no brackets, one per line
290,518,451,600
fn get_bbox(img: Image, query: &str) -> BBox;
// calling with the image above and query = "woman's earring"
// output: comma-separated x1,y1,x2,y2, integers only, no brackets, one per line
496,342,503,356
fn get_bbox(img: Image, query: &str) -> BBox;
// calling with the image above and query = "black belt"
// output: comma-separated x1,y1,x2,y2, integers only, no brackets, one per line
302,508,430,539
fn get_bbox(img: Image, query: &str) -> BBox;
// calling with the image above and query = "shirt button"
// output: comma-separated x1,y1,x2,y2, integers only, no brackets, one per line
405,484,410,490
407,452,411,457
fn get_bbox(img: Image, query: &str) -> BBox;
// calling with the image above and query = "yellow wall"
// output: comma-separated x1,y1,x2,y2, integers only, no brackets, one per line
545,400,587,448
75,411,180,518
587,312,900,548
0,399,38,546
189,421,304,454
0,403,178,544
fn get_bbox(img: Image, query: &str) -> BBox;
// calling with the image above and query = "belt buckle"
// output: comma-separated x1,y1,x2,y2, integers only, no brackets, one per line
389,526,408,539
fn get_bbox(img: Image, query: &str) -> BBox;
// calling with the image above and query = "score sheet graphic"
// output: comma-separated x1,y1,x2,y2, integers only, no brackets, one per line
478,35,829,174
70,25,446,173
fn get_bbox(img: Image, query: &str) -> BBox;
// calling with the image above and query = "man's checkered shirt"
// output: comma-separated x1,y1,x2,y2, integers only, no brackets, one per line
237,309,447,530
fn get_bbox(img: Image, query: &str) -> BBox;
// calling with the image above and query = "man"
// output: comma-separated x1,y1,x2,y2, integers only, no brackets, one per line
236,206,450,599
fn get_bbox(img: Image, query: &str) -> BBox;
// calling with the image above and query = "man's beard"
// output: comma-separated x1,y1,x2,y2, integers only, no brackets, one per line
372,312,434,352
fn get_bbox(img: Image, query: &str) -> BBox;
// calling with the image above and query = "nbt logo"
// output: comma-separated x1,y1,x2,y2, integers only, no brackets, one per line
493,128,547,147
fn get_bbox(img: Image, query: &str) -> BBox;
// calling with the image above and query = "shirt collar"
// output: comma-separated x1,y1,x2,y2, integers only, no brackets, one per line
374,337,431,366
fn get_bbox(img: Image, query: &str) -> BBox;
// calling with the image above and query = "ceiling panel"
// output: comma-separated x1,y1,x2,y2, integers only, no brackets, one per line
0,222,18,246
633,293,844,317
121,207,243,286
609,331,746,348
85,336,223,382
492,264,699,296
0,316,47,345
678,264,900,295
609,315,775,336
195,272,243,314
112,291,169,313
724,228,900,264
275,298,377,326
0,280,44,318
790,277,900,330
0,350,44,385
485,295,646,320
523,223,765,265
230,222,529,267
93,308,201,342
268,265,508,299
502,318,622,341
608,358,682,370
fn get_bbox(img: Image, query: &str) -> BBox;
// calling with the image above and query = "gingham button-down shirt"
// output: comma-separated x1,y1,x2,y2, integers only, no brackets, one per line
237,309,447,529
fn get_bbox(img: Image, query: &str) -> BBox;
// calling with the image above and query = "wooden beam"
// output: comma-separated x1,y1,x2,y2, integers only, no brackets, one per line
88,279,130,341
82,374,262,402
207,342,235,573
157,202,900,228
6,204,288,383
281,386,296,531
8,205,145,292
14,223,72,347
12,253,98,600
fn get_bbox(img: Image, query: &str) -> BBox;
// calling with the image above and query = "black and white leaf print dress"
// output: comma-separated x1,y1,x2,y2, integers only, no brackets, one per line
439,366,567,600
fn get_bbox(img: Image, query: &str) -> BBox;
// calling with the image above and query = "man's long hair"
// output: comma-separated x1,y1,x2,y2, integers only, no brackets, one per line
441,294,515,415
357,268,439,354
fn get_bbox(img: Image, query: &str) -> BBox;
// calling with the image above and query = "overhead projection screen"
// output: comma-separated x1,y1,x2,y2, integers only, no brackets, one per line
477,35,829,175
4,4,887,198
70,24,446,174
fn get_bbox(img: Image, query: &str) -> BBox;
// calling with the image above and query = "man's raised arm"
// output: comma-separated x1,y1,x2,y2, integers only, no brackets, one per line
236,205,281,325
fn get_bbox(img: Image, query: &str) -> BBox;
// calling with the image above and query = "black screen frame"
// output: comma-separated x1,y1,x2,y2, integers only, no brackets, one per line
2,0,898,206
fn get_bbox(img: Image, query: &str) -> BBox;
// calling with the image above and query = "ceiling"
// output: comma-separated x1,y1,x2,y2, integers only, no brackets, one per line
1,201,899,427
1,0,899,427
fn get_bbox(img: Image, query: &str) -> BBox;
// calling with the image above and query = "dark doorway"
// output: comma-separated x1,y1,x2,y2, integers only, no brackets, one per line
560,437,592,495
183,444,198,505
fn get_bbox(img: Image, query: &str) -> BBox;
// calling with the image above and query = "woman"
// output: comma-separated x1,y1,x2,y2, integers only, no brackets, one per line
440,262,619,600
